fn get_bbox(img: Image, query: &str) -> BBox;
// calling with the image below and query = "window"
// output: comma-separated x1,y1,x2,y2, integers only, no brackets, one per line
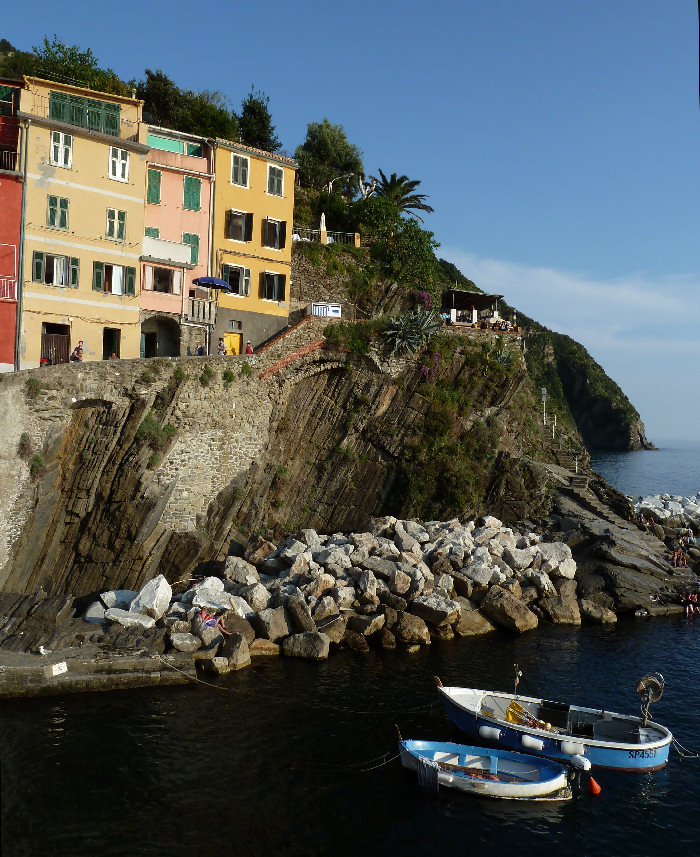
47,195,69,230
232,154,249,187
221,263,251,296
262,271,286,302
186,142,203,157
147,169,161,204
267,164,283,196
263,218,286,250
106,208,126,241
183,175,201,210
50,131,72,168
143,265,181,295
182,232,199,265
226,210,253,242
145,226,160,239
92,262,136,295
32,251,79,288
109,147,129,182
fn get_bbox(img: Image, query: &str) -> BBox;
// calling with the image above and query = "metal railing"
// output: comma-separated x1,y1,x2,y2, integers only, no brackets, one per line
326,230,355,245
188,297,216,325
293,227,321,243
0,150,17,171
25,91,141,141
0,277,17,300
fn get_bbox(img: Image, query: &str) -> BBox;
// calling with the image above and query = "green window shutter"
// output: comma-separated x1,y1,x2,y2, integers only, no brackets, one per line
221,263,230,284
93,261,105,292
261,272,268,299
244,213,253,242
47,196,57,227
243,268,251,296
125,266,136,296
59,198,69,230
277,274,286,301
69,258,80,288
117,210,126,241
183,233,199,265
145,226,159,238
32,251,45,283
183,176,201,211
147,169,161,204
62,135,72,167
279,221,286,249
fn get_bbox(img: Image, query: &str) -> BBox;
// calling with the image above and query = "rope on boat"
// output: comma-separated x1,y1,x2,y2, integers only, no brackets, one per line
672,737,700,759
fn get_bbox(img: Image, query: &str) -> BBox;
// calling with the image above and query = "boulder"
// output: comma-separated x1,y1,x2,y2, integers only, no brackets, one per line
169,632,202,653
83,601,106,624
200,657,231,675
410,594,461,626
249,639,280,656
502,546,535,572
463,563,494,588
191,590,234,613
579,598,618,624
253,607,292,642
527,570,558,598
238,583,272,613
348,613,385,636
312,595,339,622
286,593,317,633
282,632,331,660
220,633,251,669
220,613,256,644
539,596,581,625
315,614,348,644
300,528,323,550
129,574,172,620
480,587,538,633
244,535,278,565
224,556,259,585
100,589,138,610
454,609,496,637
343,629,370,652
393,612,431,645
104,608,156,629
229,596,255,621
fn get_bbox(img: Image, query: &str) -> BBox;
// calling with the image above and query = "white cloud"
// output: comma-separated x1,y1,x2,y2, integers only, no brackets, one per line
441,248,700,439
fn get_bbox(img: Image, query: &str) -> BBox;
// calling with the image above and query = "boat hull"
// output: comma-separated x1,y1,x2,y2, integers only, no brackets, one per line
438,687,672,773
399,739,571,800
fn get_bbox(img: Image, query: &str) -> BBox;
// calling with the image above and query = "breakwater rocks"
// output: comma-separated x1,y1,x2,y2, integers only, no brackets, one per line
0,514,653,697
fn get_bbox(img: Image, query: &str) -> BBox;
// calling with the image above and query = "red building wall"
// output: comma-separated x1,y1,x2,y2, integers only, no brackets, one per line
0,174,21,368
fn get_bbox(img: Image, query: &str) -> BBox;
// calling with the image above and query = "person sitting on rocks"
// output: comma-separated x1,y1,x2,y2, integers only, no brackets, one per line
673,546,685,568
688,592,698,614
197,607,231,636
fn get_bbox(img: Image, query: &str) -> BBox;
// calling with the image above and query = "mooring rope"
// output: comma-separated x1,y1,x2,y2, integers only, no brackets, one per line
154,653,238,692
672,737,700,759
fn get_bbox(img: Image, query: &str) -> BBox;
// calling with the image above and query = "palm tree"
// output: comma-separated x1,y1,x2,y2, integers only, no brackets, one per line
371,169,435,222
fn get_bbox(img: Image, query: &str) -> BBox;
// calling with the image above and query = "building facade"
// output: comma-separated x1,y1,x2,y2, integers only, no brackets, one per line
211,140,295,355
16,77,148,366
143,127,215,356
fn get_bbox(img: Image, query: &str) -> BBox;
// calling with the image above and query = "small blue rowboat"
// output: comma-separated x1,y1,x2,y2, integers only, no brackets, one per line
435,672,672,773
398,736,579,800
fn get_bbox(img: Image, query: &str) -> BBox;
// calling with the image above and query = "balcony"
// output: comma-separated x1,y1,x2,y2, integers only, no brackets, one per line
188,298,216,325
0,277,17,300
0,150,17,171
0,115,18,147
292,226,360,247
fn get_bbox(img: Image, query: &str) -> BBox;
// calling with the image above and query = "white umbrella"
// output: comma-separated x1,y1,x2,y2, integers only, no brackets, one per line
320,212,326,231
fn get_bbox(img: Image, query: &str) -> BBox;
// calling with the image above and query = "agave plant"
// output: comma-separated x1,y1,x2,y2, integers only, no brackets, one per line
384,309,442,355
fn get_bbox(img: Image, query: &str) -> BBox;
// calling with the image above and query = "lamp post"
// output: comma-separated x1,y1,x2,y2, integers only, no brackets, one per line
541,387,547,426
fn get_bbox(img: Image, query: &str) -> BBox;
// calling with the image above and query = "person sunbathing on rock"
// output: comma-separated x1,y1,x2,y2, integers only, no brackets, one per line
197,607,231,635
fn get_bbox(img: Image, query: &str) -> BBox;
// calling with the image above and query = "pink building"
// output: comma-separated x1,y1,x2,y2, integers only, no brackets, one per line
141,128,215,357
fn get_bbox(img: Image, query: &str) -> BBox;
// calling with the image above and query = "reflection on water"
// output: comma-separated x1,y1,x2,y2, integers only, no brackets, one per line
2,618,700,856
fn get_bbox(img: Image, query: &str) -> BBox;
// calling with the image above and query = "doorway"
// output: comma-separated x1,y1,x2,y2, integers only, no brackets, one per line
41,323,70,365
224,332,242,355
103,327,121,359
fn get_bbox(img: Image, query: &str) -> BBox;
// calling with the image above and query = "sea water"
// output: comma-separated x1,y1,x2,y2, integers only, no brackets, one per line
1,620,699,857
591,439,700,500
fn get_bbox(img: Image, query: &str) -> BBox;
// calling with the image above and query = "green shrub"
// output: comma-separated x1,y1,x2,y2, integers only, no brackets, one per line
136,411,177,452
25,377,41,400
222,369,235,387
240,361,253,378
138,370,154,384
29,453,46,480
17,432,32,458
199,364,214,386
147,452,161,469
173,366,186,382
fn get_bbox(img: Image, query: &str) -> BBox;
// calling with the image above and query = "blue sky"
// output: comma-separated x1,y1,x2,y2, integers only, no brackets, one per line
7,1,700,441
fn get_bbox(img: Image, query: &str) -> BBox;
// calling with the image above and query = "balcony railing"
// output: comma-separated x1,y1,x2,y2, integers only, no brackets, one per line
293,227,321,243
0,277,17,300
292,227,360,247
188,297,216,325
0,150,17,171
25,91,141,142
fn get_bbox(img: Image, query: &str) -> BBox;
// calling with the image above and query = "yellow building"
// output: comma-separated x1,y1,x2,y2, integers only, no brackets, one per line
211,139,296,355
17,77,148,366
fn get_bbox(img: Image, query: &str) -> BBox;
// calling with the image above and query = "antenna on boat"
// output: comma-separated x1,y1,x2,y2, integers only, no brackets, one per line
636,673,665,724
514,663,523,697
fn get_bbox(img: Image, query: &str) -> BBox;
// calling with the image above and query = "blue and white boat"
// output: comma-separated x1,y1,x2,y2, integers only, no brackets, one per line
435,672,672,772
398,736,578,800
